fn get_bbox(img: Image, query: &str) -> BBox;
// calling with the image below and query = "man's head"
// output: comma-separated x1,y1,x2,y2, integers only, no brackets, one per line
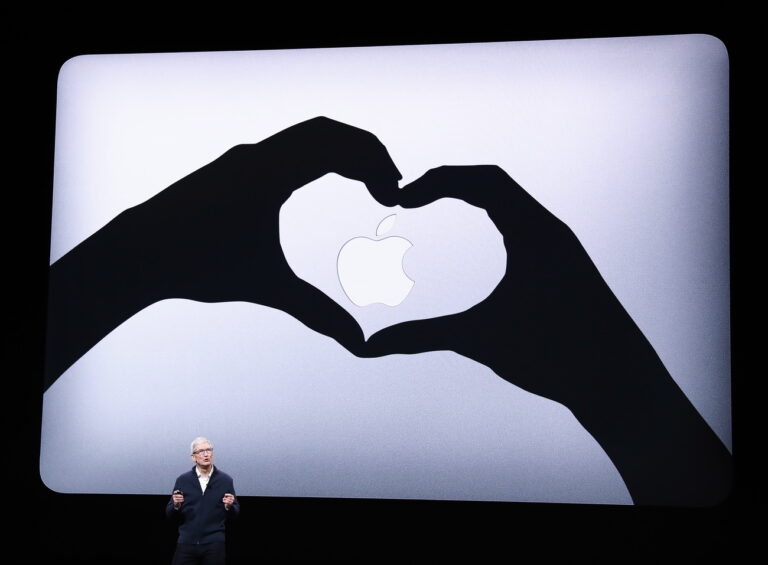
190,437,214,470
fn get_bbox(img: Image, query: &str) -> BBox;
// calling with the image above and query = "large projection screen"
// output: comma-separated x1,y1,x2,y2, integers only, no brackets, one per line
41,34,730,506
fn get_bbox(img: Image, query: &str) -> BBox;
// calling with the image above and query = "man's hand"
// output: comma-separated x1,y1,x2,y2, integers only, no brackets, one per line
222,493,236,510
172,490,184,509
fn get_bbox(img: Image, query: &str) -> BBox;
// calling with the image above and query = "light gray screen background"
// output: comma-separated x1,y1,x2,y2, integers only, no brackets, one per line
41,34,730,505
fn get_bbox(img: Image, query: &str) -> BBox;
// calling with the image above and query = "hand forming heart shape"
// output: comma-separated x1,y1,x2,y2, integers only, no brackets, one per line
47,115,612,406
45,116,732,506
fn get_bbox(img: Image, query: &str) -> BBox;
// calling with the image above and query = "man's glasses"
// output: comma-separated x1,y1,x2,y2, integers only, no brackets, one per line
193,448,213,455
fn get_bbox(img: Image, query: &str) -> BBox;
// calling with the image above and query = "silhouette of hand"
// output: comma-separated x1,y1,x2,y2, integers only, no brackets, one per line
45,117,400,387
363,165,732,505
364,165,632,408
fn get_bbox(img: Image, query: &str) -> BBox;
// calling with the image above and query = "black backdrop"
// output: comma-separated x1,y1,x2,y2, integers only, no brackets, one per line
11,16,753,563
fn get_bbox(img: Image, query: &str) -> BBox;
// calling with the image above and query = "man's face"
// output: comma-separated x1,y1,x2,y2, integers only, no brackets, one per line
191,442,214,468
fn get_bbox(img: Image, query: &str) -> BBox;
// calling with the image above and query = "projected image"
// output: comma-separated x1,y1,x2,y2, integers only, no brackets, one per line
42,35,731,505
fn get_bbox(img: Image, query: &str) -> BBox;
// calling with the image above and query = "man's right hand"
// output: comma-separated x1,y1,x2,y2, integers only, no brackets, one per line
172,491,184,509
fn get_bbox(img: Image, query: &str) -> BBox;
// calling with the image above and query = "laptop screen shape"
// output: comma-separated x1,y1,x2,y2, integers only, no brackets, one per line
41,34,730,506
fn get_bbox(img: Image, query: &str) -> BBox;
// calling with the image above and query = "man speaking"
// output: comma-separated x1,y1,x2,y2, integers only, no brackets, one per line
166,437,239,564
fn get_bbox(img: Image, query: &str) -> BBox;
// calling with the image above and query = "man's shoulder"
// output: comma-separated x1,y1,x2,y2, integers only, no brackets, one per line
213,467,235,482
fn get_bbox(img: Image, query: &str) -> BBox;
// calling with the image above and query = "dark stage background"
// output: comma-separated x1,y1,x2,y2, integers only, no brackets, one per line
10,17,754,563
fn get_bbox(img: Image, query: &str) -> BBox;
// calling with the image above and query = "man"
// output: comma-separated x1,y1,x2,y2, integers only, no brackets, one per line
166,437,239,565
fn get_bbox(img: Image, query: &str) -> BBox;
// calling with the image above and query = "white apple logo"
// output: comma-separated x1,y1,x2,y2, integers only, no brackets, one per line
337,214,414,307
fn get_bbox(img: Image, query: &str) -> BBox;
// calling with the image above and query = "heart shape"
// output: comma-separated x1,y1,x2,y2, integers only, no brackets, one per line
280,174,507,339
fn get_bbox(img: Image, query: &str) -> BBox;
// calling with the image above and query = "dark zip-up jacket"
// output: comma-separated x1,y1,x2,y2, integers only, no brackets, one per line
166,466,239,544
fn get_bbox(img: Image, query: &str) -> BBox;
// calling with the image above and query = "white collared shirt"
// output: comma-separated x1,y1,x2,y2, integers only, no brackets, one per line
196,465,214,493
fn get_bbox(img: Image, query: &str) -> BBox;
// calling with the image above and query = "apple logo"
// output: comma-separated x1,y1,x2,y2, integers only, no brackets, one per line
337,214,415,307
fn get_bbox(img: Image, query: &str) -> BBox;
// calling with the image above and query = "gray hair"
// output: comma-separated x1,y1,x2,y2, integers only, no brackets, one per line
190,436,213,454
